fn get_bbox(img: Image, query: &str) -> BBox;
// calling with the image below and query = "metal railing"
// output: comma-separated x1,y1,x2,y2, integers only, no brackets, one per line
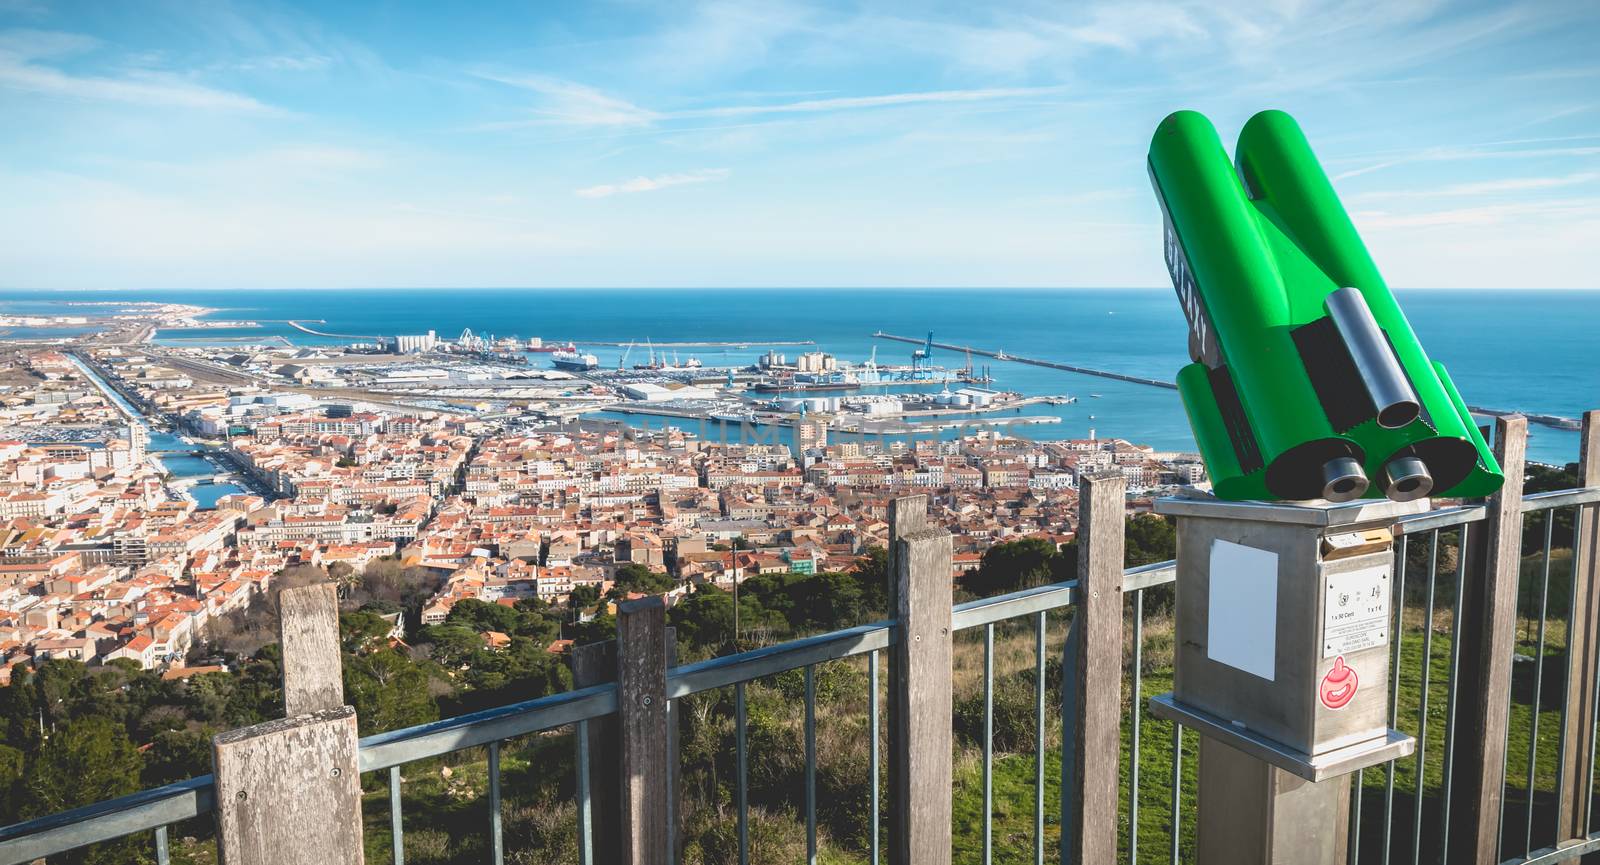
3,474,1598,864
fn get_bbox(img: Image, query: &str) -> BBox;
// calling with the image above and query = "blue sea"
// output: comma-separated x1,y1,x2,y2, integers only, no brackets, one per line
2,288,1594,466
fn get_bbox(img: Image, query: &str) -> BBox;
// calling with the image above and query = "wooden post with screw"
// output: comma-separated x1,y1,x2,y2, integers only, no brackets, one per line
212,582,363,865
886,494,953,865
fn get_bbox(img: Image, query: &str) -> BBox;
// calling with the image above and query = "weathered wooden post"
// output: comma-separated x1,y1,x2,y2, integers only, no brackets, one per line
1559,411,1600,841
886,494,953,865
615,596,670,865
212,582,363,865
1451,415,1527,864
1063,471,1125,864
572,623,678,864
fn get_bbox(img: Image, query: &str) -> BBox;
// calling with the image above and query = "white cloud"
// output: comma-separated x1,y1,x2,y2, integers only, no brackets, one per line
1353,197,1600,229
672,86,1071,119
475,73,660,127
479,76,1072,131
1355,172,1600,200
1335,145,1600,180
0,34,279,113
575,168,730,199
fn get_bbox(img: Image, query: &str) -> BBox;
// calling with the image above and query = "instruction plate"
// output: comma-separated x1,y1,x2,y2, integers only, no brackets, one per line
1323,565,1389,658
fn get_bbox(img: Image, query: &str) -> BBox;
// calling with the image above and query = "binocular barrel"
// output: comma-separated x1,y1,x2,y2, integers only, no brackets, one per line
1323,287,1421,430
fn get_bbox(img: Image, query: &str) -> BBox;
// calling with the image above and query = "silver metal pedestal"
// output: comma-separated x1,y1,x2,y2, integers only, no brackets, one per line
1151,491,1421,865
1196,736,1350,865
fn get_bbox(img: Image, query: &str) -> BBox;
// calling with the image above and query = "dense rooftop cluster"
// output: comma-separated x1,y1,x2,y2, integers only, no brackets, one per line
0,344,1206,684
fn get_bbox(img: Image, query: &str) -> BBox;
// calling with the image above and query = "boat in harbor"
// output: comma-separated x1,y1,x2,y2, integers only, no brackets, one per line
550,349,600,371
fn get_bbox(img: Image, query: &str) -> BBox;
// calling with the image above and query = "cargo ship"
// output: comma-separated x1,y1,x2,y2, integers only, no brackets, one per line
550,349,600,371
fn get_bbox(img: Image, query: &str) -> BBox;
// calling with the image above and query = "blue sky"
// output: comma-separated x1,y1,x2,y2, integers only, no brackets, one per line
1,0,1597,289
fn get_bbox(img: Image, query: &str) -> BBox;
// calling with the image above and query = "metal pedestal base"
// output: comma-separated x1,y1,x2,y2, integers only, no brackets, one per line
1196,736,1350,865
1149,694,1414,782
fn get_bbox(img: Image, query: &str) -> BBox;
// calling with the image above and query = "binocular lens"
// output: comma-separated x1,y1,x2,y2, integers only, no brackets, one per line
1320,456,1369,502
1382,456,1433,502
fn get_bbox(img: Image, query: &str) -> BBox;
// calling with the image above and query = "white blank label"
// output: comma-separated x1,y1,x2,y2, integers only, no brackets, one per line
1208,539,1279,681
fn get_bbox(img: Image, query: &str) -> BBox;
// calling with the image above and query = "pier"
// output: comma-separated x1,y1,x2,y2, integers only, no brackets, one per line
873,331,1179,390
573,339,816,348
287,320,384,340
871,333,1581,433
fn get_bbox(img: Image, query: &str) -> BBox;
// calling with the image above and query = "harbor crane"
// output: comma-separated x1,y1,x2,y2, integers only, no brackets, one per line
910,330,934,371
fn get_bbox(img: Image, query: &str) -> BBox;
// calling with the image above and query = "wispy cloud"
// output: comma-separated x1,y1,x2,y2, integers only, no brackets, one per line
671,86,1070,119
575,168,730,198
475,72,659,127
0,29,279,113
1356,172,1600,200
1354,197,1600,229
480,76,1070,130
1335,145,1600,180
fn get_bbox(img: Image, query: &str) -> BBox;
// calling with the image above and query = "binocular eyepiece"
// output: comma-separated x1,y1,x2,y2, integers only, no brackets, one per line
1317,454,1434,503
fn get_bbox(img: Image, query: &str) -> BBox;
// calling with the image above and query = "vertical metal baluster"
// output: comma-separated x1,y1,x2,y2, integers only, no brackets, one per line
1061,612,1079,864
1439,524,1469,865
1526,513,1556,854
1350,771,1364,865
1556,508,1581,828
1590,590,1600,834
1581,506,1600,834
390,765,406,865
984,623,995,865
1383,535,1408,865
154,826,169,865
1130,590,1144,865
737,681,750,865
1170,724,1182,865
1035,611,1047,865
805,664,817,865
870,651,881,865
488,741,503,865
576,722,593,865
1412,530,1439,865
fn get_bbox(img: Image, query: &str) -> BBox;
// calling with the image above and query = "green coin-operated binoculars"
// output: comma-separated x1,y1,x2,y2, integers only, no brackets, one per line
1146,111,1507,863
1148,109,1504,502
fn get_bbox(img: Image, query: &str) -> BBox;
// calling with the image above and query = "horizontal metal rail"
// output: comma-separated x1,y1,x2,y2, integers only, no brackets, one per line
360,681,617,772
669,620,894,698
1393,503,1486,534
1521,487,1600,512
0,683,618,865
0,777,213,865
1503,835,1600,865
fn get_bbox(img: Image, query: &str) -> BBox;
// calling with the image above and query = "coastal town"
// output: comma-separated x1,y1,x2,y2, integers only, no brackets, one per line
0,309,1208,679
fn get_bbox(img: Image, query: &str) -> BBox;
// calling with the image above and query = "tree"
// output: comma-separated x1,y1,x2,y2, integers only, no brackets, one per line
0,744,23,822
568,583,601,611
142,728,214,787
22,716,143,818
611,563,674,597
340,608,398,653
850,546,889,615
1124,514,1176,567
670,586,735,651
344,649,439,736
446,597,523,634
965,537,1067,598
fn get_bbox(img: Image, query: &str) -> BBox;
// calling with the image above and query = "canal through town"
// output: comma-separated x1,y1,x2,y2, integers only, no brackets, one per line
65,353,251,507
